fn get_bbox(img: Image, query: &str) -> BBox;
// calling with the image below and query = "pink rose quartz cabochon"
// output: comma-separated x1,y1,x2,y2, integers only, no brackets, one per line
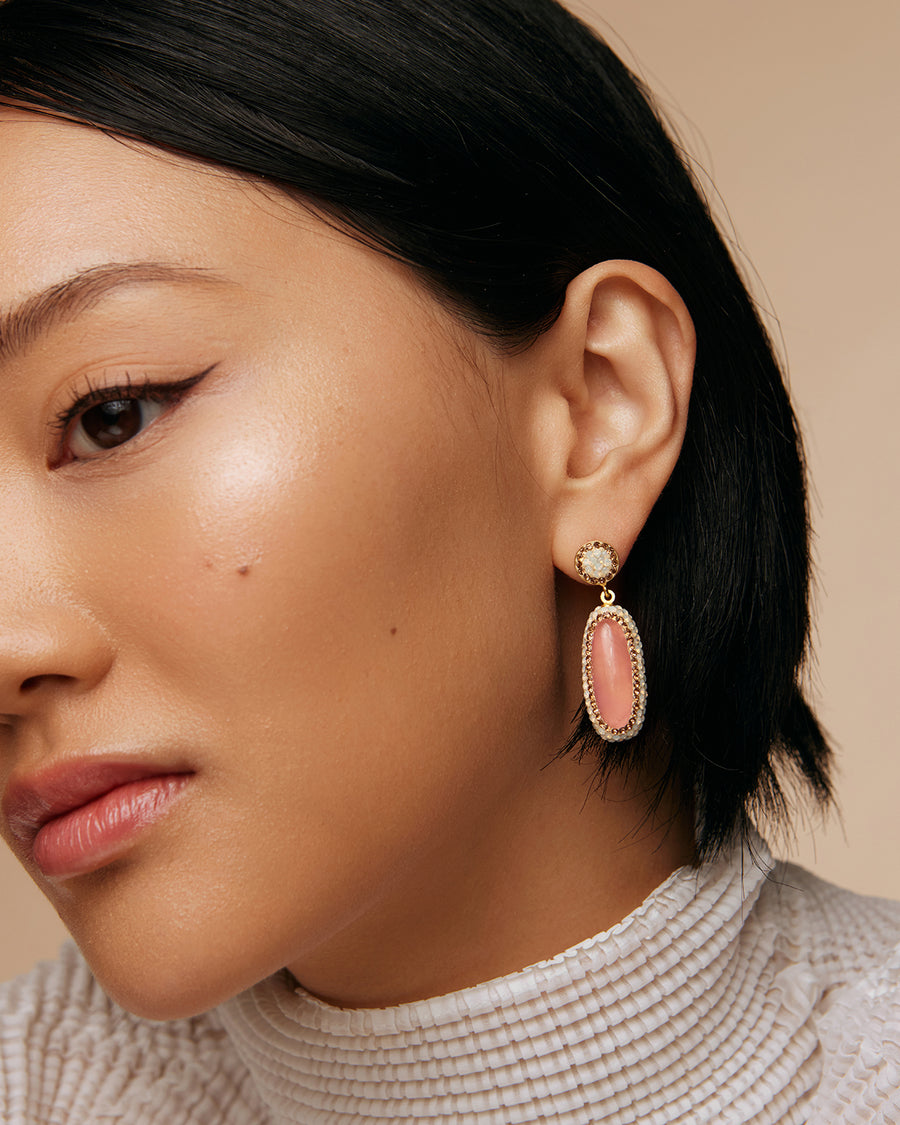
591,619,633,730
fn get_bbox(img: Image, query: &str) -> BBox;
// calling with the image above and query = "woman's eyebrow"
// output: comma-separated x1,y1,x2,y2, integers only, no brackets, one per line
0,261,234,365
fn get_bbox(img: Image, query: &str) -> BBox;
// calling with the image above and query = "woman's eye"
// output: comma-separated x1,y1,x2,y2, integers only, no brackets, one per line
54,372,209,465
69,396,167,458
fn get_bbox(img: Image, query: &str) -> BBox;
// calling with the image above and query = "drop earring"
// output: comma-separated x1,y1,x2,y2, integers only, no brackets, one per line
575,541,647,741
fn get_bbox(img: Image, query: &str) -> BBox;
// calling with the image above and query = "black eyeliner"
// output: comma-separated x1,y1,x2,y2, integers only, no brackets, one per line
50,367,214,438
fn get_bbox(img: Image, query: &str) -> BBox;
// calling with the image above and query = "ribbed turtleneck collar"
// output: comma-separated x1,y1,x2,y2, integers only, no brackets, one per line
217,836,825,1123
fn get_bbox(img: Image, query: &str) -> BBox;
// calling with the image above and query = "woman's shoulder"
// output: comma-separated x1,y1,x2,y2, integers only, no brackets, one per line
755,859,900,976
0,942,265,1125
756,861,900,1120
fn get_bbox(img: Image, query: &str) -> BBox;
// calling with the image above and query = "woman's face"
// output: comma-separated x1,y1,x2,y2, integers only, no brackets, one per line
0,108,585,1015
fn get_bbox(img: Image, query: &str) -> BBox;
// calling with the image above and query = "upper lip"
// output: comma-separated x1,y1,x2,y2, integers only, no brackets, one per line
3,759,193,847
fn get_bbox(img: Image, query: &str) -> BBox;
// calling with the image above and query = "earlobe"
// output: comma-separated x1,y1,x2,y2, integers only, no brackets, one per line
547,260,695,576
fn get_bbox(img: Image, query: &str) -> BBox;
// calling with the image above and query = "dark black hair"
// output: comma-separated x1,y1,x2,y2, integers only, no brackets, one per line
0,0,831,857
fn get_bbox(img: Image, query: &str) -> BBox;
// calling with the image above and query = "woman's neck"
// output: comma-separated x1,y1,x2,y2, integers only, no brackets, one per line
286,752,696,1009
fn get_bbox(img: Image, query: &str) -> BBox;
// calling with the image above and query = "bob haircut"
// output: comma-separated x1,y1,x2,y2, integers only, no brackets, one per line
0,0,831,858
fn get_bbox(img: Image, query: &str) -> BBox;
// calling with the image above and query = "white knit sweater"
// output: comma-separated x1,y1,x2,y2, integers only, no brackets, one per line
2,837,899,1123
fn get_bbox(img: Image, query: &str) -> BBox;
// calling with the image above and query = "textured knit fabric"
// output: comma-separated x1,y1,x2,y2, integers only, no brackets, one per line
2,837,900,1124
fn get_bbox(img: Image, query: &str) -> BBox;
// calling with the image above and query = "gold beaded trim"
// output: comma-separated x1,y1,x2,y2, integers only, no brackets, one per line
574,541,620,586
581,604,647,742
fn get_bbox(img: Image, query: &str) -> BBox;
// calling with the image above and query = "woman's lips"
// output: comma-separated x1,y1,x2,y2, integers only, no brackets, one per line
4,762,193,880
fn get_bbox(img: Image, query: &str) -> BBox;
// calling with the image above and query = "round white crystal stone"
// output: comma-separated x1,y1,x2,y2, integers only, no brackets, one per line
581,545,614,582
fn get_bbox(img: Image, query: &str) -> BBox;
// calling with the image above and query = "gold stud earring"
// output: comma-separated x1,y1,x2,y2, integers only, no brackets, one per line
574,541,647,741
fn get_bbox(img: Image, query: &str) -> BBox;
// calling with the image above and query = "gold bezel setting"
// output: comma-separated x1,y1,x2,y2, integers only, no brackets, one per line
581,604,647,741
574,541,619,586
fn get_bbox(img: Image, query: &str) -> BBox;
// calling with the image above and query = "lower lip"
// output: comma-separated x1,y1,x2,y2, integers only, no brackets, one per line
32,775,191,879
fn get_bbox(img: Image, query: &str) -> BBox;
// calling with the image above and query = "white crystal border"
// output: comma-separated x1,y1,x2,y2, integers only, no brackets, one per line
581,604,647,742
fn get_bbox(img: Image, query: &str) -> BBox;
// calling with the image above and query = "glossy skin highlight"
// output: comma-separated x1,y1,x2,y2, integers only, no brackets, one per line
0,109,695,1018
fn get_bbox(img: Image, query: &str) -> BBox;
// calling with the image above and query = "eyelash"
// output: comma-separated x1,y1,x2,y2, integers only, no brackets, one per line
50,370,209,463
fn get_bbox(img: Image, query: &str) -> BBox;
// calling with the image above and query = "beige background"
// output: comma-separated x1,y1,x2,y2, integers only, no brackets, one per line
2,0,898,982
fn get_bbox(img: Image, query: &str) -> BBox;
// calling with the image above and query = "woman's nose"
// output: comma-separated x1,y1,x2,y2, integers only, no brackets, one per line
0,599,113,718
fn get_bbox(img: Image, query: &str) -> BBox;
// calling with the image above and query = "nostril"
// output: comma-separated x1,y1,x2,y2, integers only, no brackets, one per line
0,616,113,708
19,673,71,694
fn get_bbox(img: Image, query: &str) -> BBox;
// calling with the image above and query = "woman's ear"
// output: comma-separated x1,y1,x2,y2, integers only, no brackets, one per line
525,260,695,577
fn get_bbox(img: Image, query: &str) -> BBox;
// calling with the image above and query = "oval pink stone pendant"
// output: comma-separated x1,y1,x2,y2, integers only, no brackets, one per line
582,605,647,741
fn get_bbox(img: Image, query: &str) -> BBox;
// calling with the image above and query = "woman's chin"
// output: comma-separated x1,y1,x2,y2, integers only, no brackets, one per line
84,944,264,1022
54,877,288,1020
